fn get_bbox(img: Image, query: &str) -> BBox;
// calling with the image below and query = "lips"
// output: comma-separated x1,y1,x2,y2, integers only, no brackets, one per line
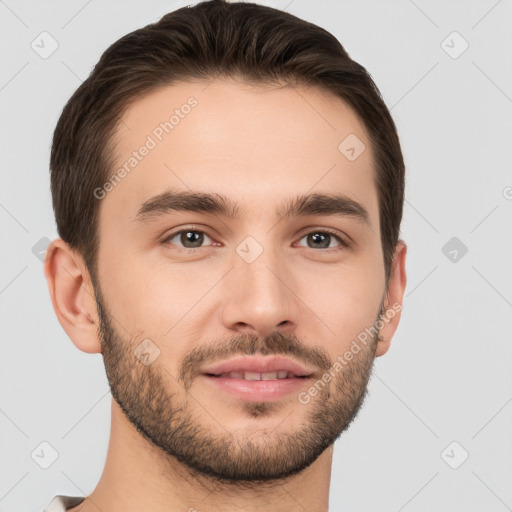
200,356,315,402
201,355,313,379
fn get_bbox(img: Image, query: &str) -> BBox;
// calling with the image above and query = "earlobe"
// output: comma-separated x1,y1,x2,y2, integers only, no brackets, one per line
375,239,407,357
375,333,390,358
44,238,101,354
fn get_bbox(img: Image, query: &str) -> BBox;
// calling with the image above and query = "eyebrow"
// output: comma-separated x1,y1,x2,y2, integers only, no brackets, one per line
133,189,370,226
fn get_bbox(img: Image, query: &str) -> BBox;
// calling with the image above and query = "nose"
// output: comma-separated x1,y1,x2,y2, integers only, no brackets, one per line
220,245,299,338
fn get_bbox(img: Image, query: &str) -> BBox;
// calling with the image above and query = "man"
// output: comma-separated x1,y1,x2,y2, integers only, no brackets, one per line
43,0,407,510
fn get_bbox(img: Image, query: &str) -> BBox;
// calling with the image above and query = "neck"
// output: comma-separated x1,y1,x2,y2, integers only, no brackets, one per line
72,400,333,512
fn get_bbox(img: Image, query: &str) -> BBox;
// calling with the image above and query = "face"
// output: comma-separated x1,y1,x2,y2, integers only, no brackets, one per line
92,78,390,483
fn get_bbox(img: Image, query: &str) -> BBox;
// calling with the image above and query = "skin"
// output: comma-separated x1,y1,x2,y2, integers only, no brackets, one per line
44,78,407,512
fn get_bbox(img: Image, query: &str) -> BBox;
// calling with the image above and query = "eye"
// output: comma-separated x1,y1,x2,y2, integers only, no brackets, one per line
163,228,214,249
162,227,350,252
296,229,350,250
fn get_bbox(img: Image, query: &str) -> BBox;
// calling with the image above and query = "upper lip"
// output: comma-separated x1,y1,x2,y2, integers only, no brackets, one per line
201,356,314,377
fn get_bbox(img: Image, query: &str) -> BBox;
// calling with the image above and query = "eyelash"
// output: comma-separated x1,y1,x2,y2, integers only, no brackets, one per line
161,225,351,253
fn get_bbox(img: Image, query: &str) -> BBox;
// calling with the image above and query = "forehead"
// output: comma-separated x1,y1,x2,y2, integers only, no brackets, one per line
103,78,378,225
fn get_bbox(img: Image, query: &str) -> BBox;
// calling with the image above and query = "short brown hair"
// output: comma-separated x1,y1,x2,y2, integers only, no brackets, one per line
50,0,405,288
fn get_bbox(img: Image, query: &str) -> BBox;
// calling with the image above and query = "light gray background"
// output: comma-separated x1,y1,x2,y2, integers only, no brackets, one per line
1,0,511,511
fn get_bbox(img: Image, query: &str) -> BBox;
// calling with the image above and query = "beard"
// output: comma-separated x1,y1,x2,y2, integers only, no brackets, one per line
93,280,381,487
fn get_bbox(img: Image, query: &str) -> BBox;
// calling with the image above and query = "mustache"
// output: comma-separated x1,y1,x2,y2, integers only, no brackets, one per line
179,331,333,388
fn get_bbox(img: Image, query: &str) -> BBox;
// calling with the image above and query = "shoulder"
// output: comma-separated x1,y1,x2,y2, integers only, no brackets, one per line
42,495,85,512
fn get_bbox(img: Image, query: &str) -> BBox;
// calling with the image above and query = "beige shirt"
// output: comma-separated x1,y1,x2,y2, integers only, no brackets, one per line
43,495,85,511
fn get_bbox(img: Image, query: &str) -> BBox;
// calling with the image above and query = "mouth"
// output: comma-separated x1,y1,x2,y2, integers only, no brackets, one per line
200,355,314,378
200,356,314,401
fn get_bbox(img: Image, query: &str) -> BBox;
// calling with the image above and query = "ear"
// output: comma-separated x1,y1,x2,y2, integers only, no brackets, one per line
375,239,407,357
43,238,101,354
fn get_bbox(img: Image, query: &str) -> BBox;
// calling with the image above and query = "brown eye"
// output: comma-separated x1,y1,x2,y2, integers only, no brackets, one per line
164,229,212,249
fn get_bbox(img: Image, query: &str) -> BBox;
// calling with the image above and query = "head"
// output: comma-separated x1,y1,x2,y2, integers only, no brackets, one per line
45,0,406,484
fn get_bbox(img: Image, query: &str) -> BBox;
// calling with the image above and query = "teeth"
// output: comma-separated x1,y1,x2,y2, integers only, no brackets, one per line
217,371,294,380
244,372,261,381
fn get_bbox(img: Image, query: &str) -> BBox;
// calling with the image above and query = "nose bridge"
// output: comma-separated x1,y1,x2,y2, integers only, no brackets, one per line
221,235,297,336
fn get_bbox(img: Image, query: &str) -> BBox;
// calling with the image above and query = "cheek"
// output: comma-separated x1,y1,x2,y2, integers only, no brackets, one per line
300,251,384,350
99,245,220,335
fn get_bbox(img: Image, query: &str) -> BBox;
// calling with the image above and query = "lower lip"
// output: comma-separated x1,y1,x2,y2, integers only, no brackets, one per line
201,375,311,401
